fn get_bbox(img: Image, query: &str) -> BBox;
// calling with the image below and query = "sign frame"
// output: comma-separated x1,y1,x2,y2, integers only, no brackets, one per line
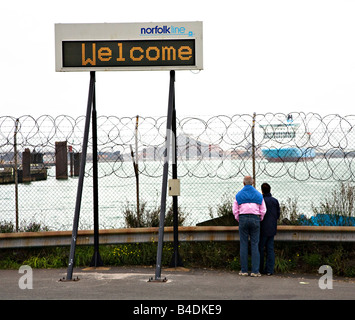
55,22,203,72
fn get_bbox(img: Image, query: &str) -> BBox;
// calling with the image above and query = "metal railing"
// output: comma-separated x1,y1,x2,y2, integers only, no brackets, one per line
0,226,354,249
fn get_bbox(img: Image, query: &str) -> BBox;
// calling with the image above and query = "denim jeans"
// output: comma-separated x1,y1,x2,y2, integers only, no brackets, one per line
259,235,275,274
239,214,260,274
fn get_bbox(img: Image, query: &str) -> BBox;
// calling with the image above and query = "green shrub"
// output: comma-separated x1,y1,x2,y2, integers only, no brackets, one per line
0,221,15,233
0,220,50,233
123,201,187,228
312,182,355,218
279,197,301,225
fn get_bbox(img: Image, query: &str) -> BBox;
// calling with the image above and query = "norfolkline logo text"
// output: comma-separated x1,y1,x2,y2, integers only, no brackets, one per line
140,25,193,36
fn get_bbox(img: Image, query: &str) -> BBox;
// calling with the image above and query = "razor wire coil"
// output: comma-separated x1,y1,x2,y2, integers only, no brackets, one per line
1,112,355,181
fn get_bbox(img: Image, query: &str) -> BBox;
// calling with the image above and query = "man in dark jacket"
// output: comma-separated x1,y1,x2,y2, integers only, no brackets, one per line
259,183,280,275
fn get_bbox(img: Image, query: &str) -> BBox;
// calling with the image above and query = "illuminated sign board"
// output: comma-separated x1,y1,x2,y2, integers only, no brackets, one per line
63,40,195,68
55,22,203,71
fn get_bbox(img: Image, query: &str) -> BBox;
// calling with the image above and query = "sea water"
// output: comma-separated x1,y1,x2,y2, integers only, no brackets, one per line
0,158,352,231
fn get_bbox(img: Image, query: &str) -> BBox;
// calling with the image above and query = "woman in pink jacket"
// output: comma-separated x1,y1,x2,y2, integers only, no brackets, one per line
233,176,266,277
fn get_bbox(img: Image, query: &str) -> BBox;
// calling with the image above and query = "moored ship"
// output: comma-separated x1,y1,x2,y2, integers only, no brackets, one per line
259,114,316,162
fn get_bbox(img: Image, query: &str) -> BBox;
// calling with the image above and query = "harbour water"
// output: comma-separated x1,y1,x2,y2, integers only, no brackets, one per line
0,158,352,231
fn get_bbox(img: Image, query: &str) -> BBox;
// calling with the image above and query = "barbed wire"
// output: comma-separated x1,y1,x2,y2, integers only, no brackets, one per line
1,112,355,182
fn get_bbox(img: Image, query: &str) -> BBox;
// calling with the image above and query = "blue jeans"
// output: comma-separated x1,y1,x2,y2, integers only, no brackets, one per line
239,214,260,274
259,235,275,274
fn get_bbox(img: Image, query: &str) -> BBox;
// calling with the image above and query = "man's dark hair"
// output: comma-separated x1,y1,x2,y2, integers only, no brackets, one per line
261,182,271,194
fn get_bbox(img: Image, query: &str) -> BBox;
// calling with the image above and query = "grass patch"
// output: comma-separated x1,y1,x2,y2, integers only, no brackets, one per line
0,241,354,277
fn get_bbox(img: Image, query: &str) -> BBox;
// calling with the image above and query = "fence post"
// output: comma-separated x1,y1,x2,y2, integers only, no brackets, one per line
170,96,183,268
135,115,140,221
90,79,103,268
14,119,19,232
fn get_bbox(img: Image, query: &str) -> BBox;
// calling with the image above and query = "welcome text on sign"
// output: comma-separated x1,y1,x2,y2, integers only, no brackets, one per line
63,39,195,68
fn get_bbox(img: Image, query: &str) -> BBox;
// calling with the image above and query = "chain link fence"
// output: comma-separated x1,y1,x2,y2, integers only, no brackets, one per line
1,112,355,231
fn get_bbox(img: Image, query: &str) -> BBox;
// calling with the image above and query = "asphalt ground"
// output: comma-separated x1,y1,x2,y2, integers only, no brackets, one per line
1,266,354,301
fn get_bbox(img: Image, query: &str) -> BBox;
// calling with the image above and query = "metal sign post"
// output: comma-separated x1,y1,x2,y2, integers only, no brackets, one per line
149,70,175,282
64,71,102,281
